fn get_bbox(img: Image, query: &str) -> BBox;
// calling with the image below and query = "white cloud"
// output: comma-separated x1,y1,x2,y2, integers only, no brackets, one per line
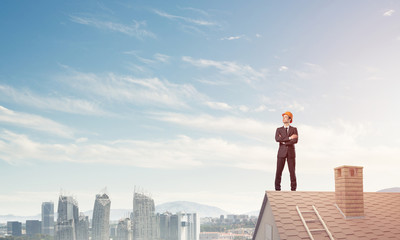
204,102,265,113
254,105,275,113
205,101,233,110
238,105,249,112
154,53,170,63
182,56,267,83
0,106,74,138
255,34,262,38
153,9,216,26
383,9,395,16
0,85,105,115
220,35,244,41
70,16,155,39
150,112,275,141
124,52,170,64
295,120,398,174
279,66,288,72
196,78,229,86
286,101,305,112
149,112,400,176
0,130,273,172
0,191,59,215
294,62,325,79
177,6,209,17
58,69,207,109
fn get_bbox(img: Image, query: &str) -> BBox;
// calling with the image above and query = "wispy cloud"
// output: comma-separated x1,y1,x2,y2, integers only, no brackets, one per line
293,62,325,79
220,35,245,41
0,106,74,138
205,101,233,111
0,85,105,116
149,114,400,174
70,16,155,39
58,69,207,109
124,51,171,64
383,9,395,16
177,6,210,16
287,101,305,112
205,101,265,113
0,130,273,171
279,66,288,72
154,53,170,63
153,9,216,26
182,56,267,83
150,112,275,141
254,105,276,112
1,121,398,192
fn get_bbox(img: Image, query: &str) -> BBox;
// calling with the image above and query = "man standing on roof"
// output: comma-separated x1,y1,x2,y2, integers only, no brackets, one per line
275,111,298,191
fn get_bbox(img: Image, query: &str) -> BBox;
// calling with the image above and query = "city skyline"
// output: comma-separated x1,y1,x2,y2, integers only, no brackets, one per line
1,0,400,216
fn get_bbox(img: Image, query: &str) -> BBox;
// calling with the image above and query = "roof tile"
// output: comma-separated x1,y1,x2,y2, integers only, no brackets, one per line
260,191,400,240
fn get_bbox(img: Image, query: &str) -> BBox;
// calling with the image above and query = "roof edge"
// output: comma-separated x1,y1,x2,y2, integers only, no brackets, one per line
252,191,268,240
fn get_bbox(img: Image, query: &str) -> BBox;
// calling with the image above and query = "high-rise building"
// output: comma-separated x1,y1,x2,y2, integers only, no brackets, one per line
76,213,89,240
92,193,111,240
160,213,199,240
117,218,132,240
55,195,79,240
42,201,54,236
26,220,42,236
159,212,171,240
7,221,22,236
132,191,160,240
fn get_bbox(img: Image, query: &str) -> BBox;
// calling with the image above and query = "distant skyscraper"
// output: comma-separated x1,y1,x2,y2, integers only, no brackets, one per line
161,213,199,240
132,191,160,240
26,220,42,236
117,218,132,240
76,213,89,240
42,201,54,236
55,195,79,240
159,212,171,240
7,221,22,236
92,193,111,240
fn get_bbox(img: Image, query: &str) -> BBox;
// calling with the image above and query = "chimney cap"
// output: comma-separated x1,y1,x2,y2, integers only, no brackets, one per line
334,165,363,170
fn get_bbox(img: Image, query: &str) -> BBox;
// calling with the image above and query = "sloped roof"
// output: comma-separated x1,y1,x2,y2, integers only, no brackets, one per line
254,191,400,240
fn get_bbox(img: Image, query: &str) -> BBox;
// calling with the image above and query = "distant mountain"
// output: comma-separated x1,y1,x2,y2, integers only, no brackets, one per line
377,187,400,192
156,201,229,218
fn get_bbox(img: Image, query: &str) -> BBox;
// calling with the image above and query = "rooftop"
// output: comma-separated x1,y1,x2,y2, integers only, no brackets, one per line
254,191,400,240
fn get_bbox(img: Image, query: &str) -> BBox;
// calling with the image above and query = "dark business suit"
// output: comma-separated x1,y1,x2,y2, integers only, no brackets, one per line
275,126,298,191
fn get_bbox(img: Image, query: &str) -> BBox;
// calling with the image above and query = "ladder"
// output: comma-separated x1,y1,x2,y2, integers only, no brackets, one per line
296,205,334,240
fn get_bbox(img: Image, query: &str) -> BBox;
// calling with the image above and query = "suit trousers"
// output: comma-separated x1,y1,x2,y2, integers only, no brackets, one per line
275,156,297,191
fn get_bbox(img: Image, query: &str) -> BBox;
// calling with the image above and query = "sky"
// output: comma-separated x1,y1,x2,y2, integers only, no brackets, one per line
1,0,400,217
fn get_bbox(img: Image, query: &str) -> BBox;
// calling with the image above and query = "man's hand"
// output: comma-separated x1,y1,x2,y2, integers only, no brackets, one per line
289,134,298,140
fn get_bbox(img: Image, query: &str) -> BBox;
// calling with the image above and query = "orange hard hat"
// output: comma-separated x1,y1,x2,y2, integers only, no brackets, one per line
282,111,293,123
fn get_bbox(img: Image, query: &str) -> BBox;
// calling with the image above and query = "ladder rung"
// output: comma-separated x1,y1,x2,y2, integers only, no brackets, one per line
297,205,335,240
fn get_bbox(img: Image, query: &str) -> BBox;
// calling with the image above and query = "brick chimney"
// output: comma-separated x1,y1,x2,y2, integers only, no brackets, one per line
334,165,364,217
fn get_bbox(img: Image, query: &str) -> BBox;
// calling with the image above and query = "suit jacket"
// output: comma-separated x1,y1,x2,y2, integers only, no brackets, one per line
275,126,298,158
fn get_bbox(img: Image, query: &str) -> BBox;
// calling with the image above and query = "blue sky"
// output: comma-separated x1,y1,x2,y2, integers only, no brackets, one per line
1,1,400,216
